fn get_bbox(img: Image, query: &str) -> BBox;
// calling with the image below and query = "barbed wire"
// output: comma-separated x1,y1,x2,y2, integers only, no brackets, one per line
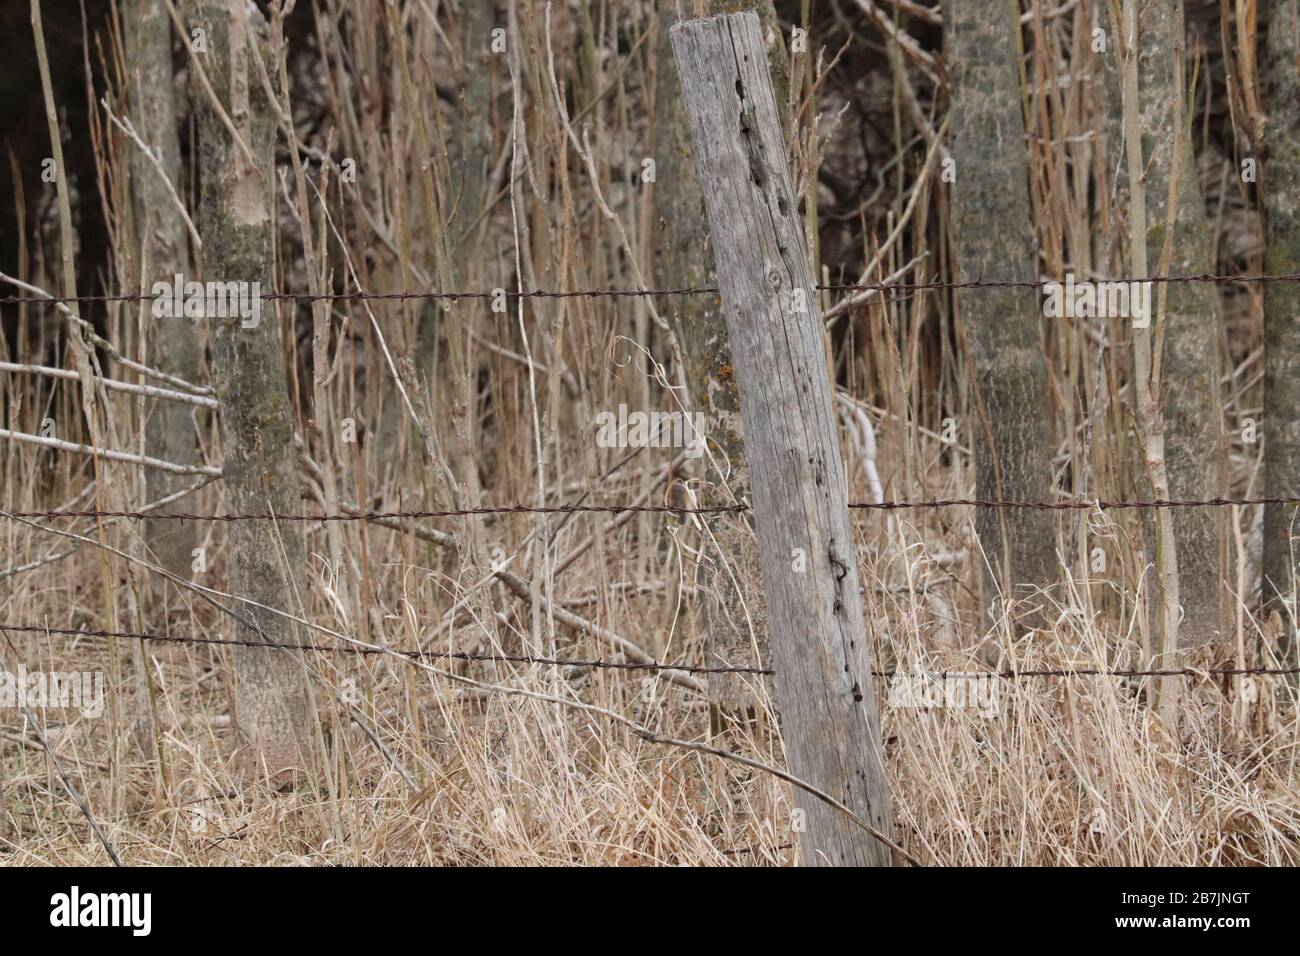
5,494,1300,525
0,624,772,676
4,270,1300,307
7,623,1296,679
914,665,1300,678
718,842,795,857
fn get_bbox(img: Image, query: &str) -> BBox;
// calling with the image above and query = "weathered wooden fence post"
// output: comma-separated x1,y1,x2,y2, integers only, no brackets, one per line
671,11,894,866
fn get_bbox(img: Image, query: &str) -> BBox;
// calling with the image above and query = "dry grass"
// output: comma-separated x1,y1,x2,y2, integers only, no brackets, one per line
4,507,1298,865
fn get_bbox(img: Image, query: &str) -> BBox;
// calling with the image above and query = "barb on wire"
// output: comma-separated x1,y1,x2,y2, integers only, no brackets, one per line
9,623,1297,679
7,494,1300,525
5,271,1300,307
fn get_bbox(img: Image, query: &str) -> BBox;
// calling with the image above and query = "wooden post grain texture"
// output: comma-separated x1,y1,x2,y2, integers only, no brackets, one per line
671,11,894,866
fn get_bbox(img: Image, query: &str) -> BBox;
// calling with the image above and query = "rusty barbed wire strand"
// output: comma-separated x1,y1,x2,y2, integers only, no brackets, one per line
896,665,1300,678
7,494,1300,524
6,623,1296,679
0,623,772,675
2,503,742,521
718,842,795,857
5,270,1300,307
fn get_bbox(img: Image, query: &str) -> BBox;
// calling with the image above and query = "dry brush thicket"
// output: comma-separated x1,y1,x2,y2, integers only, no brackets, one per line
0,0,1298,866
